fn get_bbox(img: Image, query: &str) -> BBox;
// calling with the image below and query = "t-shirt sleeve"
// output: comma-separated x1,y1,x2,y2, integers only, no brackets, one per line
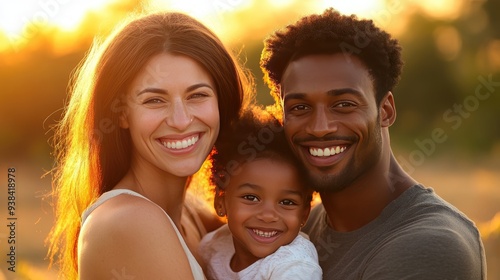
269,259,322,280
264,235,322,280
197,229,215,262
362,227,484,280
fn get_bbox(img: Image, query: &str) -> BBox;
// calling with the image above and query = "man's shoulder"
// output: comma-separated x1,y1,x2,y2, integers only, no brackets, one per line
303,186,486,279
363,221,486,279
303,185,484,258
304,185,481,235
400,185,480,234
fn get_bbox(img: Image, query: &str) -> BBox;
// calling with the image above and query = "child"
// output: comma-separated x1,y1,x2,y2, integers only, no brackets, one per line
198,107,322,280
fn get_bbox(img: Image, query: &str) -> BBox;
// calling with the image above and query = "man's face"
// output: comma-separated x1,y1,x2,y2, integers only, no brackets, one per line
281,53,383,193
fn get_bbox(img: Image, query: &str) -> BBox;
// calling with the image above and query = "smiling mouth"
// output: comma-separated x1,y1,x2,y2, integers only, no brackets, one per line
160,135,199,150
309,146,346,157
252,229,279,238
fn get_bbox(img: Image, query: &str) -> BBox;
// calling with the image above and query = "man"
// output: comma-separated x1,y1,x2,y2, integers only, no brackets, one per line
260,8,486,279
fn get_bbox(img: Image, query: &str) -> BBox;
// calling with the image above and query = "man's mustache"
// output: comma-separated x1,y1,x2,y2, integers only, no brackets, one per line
292,134,358,144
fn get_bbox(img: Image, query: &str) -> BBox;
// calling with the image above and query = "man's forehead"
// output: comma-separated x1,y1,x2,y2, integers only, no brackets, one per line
281,54,372,94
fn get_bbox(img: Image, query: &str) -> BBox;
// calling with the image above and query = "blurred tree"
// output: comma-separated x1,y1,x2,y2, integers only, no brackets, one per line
391,1,500,155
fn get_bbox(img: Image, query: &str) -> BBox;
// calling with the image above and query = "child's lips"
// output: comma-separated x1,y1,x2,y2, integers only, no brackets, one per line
252,228,279,238
248,227,282,243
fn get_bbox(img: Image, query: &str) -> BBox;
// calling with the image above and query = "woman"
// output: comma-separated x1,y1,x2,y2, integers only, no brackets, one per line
47,11,253,279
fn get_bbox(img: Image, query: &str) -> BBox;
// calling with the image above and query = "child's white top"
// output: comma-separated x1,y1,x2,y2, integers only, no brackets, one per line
199,224,322,280
81,189,206,280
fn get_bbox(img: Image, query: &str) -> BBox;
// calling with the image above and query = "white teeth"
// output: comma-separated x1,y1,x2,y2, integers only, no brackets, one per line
253,229,278,238
161,135,199,150
309,146,346,157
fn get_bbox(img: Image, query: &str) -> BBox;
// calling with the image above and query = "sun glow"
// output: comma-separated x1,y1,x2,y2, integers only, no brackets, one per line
0,0,115,52
416,0,464,20
0,0,469,54
317,0,387,18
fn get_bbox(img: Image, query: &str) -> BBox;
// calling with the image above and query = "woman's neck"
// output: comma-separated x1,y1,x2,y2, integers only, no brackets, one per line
115,159,189,228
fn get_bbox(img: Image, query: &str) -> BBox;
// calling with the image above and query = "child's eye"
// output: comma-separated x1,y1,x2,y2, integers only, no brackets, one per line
242,195,259,202
280,199,298,206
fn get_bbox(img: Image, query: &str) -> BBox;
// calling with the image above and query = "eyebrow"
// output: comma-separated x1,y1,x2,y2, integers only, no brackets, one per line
238,183,260,190
283,88,363,102
137,83,215,96
238,183,304,196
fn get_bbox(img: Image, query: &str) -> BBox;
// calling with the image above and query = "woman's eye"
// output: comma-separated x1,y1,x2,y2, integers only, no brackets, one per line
144,98,163,104
280,199,297,206
188,92,210,99
242,195,259,202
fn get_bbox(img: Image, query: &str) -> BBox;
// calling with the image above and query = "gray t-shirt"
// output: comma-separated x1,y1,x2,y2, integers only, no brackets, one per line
302,184,486,279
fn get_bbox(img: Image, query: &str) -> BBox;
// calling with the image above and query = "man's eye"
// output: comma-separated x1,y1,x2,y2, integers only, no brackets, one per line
291,104,309,111
336,102,354,108
242,195,259,202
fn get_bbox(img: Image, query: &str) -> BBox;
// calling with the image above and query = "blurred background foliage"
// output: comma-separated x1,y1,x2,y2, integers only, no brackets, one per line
0,0,499,161
0,0,498,278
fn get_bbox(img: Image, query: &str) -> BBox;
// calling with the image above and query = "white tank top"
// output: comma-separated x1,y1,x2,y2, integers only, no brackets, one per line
81,189,206,279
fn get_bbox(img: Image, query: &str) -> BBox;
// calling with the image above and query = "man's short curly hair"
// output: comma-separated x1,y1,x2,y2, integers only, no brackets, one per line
260,8,403,106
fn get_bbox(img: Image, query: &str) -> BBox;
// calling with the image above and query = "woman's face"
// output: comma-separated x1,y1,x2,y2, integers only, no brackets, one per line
121,52,220,177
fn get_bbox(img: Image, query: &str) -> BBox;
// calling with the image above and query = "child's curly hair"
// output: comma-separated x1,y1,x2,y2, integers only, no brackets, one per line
210,106,308,191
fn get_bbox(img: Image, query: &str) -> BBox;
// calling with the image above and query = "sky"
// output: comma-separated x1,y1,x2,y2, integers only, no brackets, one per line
0,0,464,54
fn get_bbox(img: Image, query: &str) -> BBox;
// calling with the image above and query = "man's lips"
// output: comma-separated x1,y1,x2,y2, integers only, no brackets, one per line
309,145,347,157
293,135,355,158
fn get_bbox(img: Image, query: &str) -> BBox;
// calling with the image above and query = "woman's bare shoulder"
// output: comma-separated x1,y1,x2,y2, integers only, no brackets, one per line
83,193,167,226
78,194,194,280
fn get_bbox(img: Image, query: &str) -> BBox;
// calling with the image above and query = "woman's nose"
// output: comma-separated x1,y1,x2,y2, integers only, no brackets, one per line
165,99,193,130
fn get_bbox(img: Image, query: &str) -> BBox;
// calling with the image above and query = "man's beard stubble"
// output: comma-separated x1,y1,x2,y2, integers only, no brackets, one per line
305,121,383,194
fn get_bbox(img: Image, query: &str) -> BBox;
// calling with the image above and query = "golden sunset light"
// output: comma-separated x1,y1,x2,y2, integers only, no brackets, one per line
0,0,468,55
0,0,115,33
0,0,115,52
0,0,498,279
317,0,385,17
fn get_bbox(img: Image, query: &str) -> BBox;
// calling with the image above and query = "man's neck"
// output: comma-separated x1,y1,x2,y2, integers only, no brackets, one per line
319,154,417,232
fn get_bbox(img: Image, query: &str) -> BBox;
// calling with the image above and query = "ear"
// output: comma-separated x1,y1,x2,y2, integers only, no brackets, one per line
379,91,396,128
214,187,226,217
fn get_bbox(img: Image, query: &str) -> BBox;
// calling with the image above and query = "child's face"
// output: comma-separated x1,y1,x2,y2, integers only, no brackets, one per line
217,158,310,267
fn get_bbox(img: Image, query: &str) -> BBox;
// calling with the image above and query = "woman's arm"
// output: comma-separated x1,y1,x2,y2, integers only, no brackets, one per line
184,191,225,234
78,195,195,280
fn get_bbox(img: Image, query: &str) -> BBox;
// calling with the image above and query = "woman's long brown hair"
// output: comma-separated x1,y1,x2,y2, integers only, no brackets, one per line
47,11,253,279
